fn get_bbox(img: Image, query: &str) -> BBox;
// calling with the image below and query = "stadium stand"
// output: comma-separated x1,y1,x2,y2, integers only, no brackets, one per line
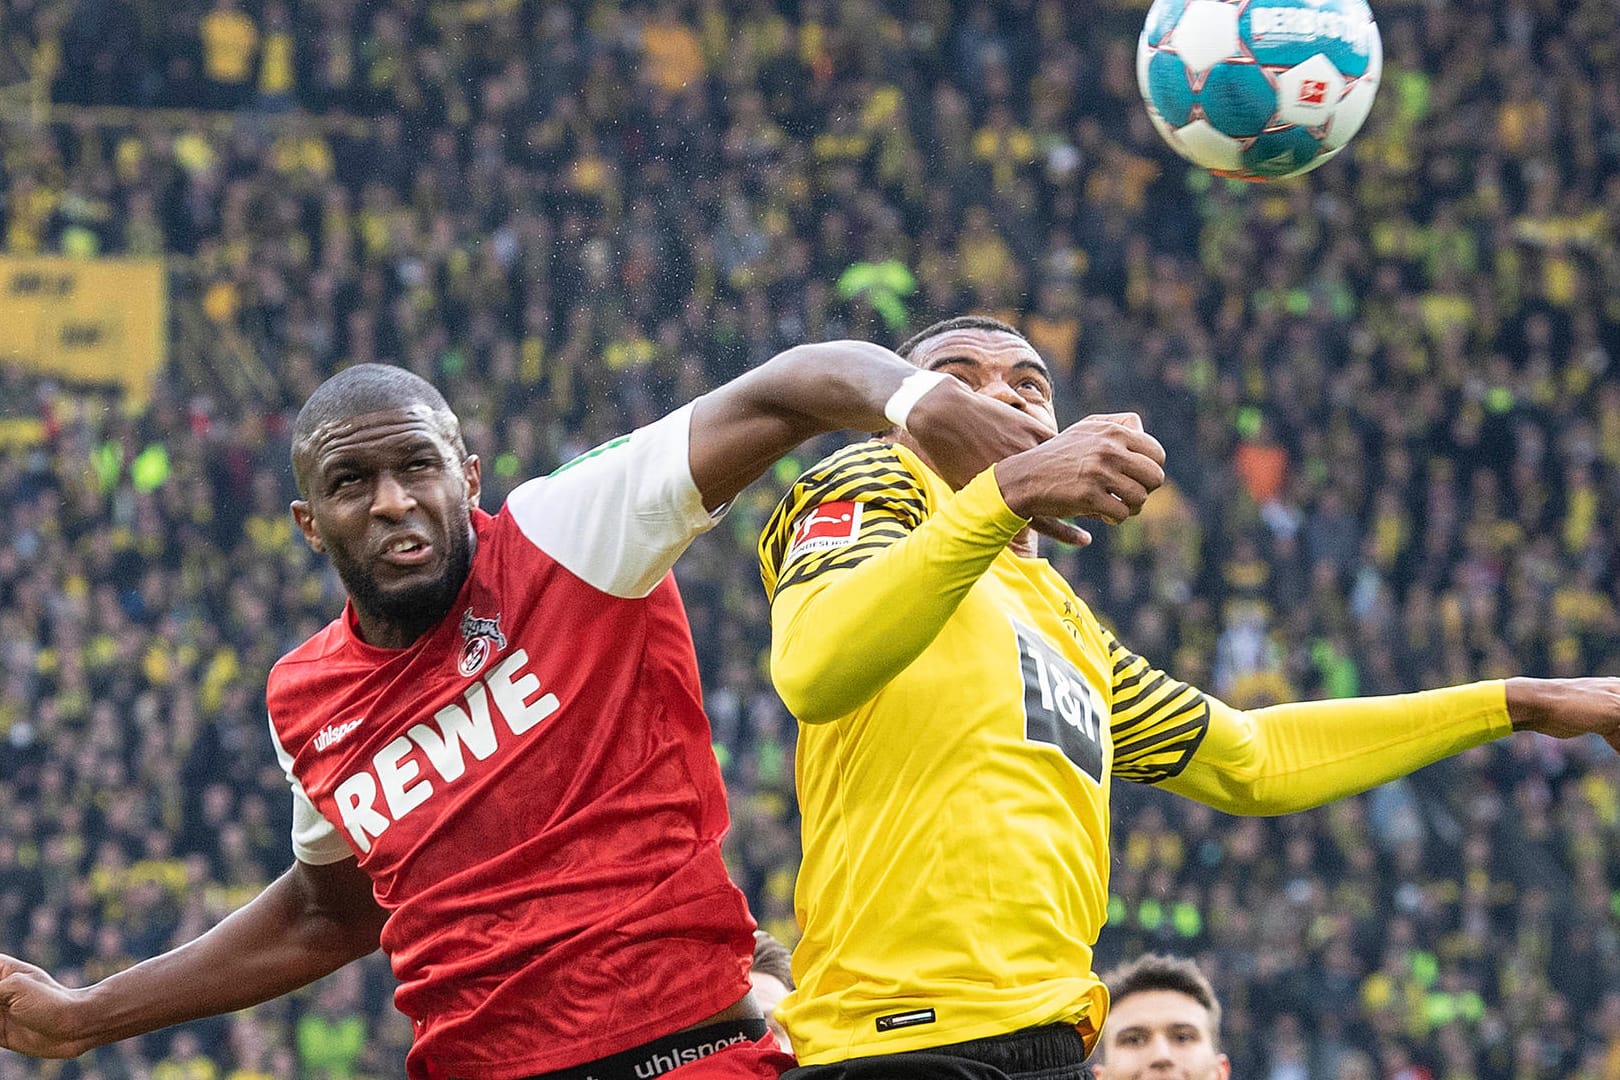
1,0,1617,1077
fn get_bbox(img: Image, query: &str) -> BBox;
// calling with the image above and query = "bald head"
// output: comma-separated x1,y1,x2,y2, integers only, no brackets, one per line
291,364,464,496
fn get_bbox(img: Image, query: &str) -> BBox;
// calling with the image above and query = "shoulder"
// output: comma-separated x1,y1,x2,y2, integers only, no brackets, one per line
265,616,369,727
500,405,719,599
762,439,920,534
768,441,927,525
269,620,348,682
759,440,929,596
788,439,920,490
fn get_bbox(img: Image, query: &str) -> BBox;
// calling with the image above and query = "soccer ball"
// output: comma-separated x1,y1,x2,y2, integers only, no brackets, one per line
1137,0,1382,181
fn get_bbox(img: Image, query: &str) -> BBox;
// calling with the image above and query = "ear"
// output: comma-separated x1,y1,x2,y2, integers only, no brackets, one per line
1217,1054,1231,1080
463,455,482,508
291,500,325,553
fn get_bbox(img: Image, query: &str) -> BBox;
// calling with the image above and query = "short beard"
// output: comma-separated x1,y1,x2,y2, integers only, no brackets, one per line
332,520,475,645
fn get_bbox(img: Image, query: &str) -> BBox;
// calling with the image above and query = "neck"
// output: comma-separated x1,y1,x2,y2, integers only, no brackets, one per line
896,433,1040,558
353,606,446,650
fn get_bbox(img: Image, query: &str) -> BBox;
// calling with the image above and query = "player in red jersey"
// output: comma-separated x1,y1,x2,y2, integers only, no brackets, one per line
0,346,1166,1080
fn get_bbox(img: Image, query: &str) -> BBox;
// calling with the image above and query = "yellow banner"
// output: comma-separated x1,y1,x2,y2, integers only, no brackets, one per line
0,256,167,405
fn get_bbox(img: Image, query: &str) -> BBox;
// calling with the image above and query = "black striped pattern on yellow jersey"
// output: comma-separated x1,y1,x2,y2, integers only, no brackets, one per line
1102,627,1210,784
759,441,927,599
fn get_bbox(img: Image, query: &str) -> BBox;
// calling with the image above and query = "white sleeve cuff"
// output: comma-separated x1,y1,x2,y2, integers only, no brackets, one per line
506,402,724,597
268,713,354,866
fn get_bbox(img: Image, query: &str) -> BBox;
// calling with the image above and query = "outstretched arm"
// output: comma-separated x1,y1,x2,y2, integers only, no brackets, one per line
1158,682,1513,814
0,857,384,1058
1108,635,1620,814
689,341,1087,543
513,341,1105,599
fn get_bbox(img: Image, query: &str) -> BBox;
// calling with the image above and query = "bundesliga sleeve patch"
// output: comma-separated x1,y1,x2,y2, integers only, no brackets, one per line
784,501,864,567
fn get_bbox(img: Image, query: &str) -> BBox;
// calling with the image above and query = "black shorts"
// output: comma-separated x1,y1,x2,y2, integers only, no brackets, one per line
782,1024,1093,1080
512,1019,772,1080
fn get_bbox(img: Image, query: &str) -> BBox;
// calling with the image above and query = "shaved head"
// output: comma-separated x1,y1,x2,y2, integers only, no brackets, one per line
292,364,465,496
288,363,481,647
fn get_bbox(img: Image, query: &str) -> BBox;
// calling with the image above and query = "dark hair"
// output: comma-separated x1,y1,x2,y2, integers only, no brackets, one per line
1100,954,1222,1050
291,364,465,495
896,315,1028,359
751,930,794,989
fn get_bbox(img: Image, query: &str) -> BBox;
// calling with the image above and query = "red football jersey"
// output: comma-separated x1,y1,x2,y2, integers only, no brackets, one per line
266,405,755,1079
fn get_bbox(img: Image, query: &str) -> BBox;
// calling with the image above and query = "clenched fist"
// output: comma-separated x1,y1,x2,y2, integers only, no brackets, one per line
992,413,1168,544
1507,677,1620,752
0,955,95,1058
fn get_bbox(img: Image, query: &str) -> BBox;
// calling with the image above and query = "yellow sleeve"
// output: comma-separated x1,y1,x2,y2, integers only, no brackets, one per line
1116,642,1513,814
762,456,1027,724
1107,632,1215,784
758,441,930,599
1160,681,1511,813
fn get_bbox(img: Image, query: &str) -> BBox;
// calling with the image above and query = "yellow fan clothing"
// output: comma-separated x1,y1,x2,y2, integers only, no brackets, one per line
259,29,295,95
200,8,259,84
758,440,1512,1066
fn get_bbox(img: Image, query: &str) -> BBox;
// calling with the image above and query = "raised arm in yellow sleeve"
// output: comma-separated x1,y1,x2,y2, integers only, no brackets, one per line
1162,682,1511,815
1104,627,1514,813
1106,623,1620,813
769,466,1025,724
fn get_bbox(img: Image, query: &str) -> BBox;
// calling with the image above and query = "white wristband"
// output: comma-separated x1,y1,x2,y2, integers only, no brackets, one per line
883,370,951,432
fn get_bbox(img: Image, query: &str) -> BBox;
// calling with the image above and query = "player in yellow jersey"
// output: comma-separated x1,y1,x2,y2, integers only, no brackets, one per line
756,316,1620,1080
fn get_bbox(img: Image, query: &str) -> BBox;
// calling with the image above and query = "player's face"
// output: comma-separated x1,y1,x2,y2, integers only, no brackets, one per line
292,406,481,646
1094,991,1229,1080
905,328,1058,435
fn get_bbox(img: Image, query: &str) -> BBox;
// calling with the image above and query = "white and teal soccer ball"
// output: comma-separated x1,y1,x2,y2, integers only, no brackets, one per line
1137,0,1382,181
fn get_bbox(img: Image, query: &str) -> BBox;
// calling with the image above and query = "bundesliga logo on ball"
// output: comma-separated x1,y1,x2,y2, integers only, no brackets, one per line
1137,0,1382,181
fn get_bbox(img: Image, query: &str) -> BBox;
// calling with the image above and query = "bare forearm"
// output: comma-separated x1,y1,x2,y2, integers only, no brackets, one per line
78,866,380,1047
737,341,914,433
688,342,917,509
1498,676,1620,750
690,340,1103,538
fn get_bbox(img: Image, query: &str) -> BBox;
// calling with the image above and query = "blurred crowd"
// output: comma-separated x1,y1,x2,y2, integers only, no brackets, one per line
1,0,1619,1077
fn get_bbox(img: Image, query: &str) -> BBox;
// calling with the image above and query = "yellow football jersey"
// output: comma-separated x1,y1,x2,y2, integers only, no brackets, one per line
758,440,1510,1066
759,441,1211,1063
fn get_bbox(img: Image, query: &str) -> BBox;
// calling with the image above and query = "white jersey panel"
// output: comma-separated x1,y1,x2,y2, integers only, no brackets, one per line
505,402,723,598
268,712,354,865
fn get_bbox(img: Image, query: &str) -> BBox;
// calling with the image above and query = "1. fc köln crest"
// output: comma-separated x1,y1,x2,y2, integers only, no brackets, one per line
785,501,863,566
458,608,508,677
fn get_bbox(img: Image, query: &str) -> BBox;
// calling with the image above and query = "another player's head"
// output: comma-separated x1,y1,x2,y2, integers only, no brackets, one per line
748,930,795,1052
1093,954,1230,1080
290,364,480,644
894,316,1057,436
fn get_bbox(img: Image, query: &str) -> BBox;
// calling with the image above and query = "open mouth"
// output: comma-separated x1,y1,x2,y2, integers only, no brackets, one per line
379,535,434,567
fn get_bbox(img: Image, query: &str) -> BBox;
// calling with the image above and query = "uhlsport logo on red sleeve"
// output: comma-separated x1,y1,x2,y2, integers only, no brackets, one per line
785,501,863,566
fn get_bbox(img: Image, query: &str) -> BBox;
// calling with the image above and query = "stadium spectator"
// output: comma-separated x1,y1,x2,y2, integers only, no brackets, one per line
197,0,259,109
1094,953,1229,1080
